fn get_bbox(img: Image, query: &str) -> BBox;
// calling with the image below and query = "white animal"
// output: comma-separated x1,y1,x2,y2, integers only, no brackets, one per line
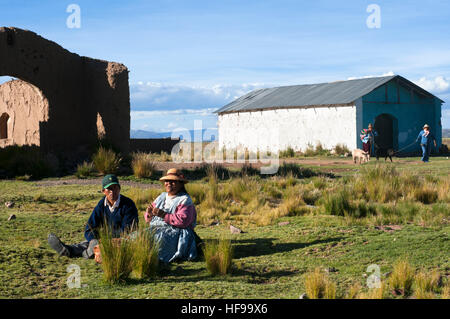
352,149,369,164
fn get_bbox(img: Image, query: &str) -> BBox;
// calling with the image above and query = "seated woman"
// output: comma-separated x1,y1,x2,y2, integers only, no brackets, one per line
144,168,199,263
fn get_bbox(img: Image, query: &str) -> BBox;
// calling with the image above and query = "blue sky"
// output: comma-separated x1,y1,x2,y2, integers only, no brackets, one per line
1,0,449,132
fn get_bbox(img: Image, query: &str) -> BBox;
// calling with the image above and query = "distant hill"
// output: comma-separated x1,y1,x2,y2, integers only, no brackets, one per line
130,129,218,142
443,129,450,138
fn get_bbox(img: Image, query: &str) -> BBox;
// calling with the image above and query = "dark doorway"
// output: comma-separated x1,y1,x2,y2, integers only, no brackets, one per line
374,113,397,150
0,113,9,139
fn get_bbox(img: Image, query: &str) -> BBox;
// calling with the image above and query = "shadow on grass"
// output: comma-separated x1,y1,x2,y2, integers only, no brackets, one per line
174,163,336,182
232,267,301,284
232,237,344,259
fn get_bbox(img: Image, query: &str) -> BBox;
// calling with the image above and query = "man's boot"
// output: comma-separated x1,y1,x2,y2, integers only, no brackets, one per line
48,233,71,257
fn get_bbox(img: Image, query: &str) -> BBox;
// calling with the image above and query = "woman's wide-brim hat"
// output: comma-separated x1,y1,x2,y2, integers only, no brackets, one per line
423,124,430,128
159,168,189,183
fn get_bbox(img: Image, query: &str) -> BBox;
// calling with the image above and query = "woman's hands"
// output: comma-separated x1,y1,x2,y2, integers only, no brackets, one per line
144,205,166,223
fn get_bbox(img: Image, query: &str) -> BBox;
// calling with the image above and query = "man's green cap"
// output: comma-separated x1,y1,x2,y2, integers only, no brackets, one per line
102,174,120,189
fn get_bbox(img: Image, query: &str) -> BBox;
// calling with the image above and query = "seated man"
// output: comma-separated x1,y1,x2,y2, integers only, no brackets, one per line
48,174,139,259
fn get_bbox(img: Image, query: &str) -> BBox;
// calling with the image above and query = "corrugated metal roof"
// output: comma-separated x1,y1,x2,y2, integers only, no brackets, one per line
214,75,441,114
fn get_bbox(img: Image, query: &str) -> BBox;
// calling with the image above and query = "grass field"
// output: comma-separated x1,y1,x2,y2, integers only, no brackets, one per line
0,156,449,299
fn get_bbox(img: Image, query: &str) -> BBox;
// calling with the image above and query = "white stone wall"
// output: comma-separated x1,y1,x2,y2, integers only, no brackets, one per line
218,105,357,153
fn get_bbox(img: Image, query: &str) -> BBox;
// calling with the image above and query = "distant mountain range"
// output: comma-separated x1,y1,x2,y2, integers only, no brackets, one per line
130,128,218,142
443,129,450,138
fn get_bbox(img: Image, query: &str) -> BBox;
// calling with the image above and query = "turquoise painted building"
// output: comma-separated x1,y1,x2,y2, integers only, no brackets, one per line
356,75,443,154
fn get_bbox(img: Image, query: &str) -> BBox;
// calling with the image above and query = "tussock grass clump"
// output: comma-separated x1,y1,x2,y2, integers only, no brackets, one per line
376,201,421,225
304,267,337,299
388,258,415,296
203,238,233,276
437,177,450,202
277,163,317,179
75,161,96,179
352,166,402,203
131,227,159,279
442,284,450,299
279,146,296,158
345,283,362,299
131,152,157,178
93,147,121,175
124,187,162,211
414,270,440,293
183,163,232,181
98,225,134,284
322,189,353,217
225,177,260,204
141,151,172,162
185,183,208,205
412,186,438,204
240,163,259,177
278,196,307,217
0,145,54,179
357,282,386,299
333,143,350,156
302,142,330,157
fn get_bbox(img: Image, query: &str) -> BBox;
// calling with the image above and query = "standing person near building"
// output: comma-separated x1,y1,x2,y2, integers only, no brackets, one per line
360,123,377,155
416,124,437,163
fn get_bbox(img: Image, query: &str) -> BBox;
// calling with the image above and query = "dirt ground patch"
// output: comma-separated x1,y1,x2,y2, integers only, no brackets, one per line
35,178,161,189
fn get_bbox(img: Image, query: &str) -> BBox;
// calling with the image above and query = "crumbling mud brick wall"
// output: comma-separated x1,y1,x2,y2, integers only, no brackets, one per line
0,27,130,153
0,79,49,147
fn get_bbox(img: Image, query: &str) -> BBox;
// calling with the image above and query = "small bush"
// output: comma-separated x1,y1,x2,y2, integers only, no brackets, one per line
93,147,121,175
304,267,336,299
389,258,415,296
98,225,134,284
131,152,156,178
75,161,96,179
203,238,233,276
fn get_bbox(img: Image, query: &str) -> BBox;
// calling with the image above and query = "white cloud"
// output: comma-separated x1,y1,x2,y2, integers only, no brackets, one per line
347,71,395,80
415,76,450,94
130,108,218,120
130,82,268,110
167,121,177,129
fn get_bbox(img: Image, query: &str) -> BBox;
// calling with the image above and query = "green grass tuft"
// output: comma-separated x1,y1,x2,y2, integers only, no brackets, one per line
92,147,121,175
203,238,234,276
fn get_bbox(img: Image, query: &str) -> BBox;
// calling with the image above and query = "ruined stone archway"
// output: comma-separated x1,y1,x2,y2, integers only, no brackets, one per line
0,79,49,147
0,27,130,153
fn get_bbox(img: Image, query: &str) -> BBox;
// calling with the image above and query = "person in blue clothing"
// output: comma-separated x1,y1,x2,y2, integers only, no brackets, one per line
47,174,139,258
416,124,437,163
